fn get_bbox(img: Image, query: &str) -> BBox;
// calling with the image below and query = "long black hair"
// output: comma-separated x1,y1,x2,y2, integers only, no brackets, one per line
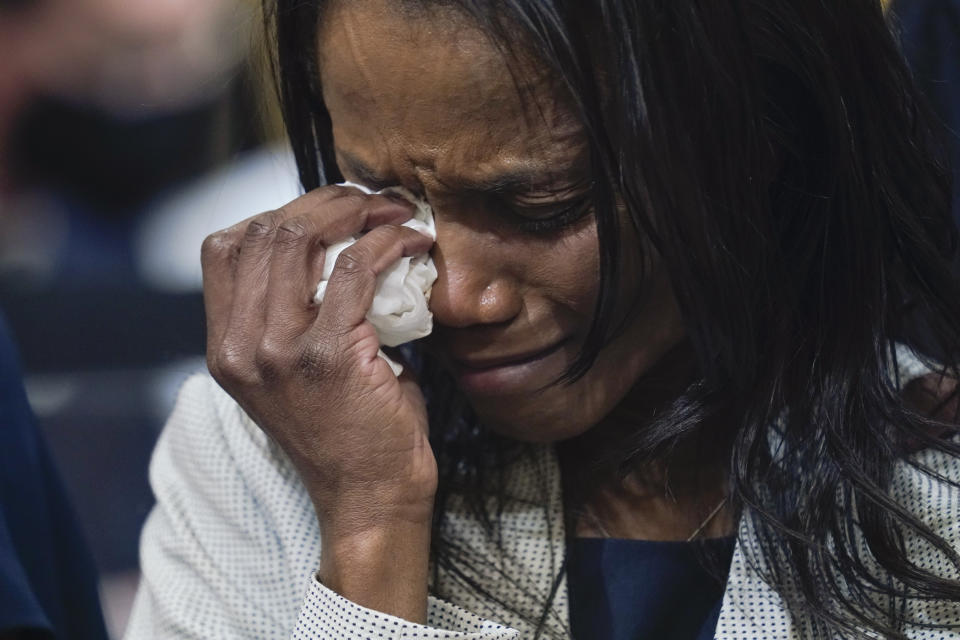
264,0,960,637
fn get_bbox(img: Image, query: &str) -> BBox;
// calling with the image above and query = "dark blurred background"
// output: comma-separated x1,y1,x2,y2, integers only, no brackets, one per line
0,0,956,637
0,0,301,635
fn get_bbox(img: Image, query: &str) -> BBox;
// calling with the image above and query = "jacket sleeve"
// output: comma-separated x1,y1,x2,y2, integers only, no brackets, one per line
125,373,519,639
292,579,519,638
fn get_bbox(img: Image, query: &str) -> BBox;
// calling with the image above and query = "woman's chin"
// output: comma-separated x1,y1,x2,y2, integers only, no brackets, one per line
468,394,596,444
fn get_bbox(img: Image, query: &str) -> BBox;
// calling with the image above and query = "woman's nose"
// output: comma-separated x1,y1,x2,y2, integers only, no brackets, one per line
428,219,522,329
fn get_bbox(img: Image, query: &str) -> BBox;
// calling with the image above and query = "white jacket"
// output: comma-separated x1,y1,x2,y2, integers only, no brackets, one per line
125,349,960,639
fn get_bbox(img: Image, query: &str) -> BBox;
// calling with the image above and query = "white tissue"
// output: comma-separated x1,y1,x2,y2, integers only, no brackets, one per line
313,182,437,375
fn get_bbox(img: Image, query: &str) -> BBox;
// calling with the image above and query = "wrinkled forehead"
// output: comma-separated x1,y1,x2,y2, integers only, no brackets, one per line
317,0,554,106
316,0,584,186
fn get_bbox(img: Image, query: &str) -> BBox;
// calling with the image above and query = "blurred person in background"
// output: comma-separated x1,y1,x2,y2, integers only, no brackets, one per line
0,7,111,638
0,0,252,287
1,0,267,637
0,308,108,639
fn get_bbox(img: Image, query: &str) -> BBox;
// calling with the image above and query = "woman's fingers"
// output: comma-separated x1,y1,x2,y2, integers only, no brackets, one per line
290,186,415,236
262,215,321,340
201,218,246,375
237,189,413,330
316,224,434,334
260,192,418,338
202,185,416,381
198,186,438,537
215,212,284,386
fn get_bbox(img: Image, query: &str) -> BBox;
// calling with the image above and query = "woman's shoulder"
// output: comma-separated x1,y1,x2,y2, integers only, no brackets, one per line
130,374,323,637
890,428,960,635
148,371,311,530
157,372,293,472
896,417,959,525
889,350,960,625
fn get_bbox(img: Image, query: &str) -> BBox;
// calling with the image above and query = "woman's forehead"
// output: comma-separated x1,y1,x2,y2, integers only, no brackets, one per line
317,0,562,129
317,0,585,190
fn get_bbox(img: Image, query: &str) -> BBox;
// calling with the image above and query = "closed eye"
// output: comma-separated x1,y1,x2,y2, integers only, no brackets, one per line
491,174,594,232
505,188,594,234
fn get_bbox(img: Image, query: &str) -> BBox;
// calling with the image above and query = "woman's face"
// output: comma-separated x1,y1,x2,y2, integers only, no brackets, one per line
318,0,684,442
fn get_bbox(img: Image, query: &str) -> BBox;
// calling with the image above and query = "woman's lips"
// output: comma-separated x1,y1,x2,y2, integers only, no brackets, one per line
450,338,570,395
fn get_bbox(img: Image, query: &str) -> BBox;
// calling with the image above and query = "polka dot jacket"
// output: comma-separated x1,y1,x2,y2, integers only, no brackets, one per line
125,346,960,639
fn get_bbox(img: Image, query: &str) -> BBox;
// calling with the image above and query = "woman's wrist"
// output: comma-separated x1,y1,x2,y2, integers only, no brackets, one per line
318,520,433,623
308,480,437,534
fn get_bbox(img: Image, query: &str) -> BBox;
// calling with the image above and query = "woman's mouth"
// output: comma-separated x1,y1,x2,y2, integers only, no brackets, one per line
449,338,570,396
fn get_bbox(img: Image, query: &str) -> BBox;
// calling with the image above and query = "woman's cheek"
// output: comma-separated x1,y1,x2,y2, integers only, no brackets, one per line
520,219,602,316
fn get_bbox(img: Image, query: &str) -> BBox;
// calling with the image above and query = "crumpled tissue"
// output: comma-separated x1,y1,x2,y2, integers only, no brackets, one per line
313,182,437,375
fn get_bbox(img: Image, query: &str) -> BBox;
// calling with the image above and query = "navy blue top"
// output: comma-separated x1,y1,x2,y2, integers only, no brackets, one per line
893,0,960,229
566,536,735,640
0,313,108,639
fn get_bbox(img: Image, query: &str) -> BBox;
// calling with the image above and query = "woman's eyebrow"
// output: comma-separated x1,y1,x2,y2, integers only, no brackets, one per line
336,147,584,195
453,170,565,195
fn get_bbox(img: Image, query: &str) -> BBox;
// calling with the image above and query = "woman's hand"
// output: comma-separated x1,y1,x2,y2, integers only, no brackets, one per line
201,186,437,621
201,185,438,538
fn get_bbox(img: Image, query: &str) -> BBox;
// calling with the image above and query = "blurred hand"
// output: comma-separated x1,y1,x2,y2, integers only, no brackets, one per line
201,185,438,539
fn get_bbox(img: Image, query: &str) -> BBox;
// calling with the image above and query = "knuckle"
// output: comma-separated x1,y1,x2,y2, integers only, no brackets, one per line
367,223,400,239
333,191,367,209
253,338,289,379
245,211,280,239
326,185,353,197
205,351,222,380
335,245,374,276
299,187,333,206
216,345,258,387
276,217,309,246
369,224,411,250
201,229,238,263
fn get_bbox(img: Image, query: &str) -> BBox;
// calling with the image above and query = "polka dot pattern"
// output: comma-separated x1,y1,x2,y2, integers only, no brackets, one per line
292,579,518,639
715,345,960,640
126,346,960,639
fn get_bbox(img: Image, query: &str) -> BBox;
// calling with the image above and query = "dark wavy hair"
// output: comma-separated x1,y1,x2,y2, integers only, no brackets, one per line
264,0,960,637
